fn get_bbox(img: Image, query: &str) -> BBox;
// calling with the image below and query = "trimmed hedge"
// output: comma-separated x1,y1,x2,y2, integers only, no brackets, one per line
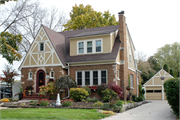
164,78,179,118
70,88,89,101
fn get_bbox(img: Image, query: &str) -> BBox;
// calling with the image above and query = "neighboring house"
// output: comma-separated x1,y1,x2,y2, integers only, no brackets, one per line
143,69,174,100
19,11,141,99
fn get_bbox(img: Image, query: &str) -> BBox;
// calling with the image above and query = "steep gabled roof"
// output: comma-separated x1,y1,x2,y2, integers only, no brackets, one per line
42,25,66,67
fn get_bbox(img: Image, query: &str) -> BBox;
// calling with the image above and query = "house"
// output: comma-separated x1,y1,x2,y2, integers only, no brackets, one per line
19,11,141,100
143,69,174,100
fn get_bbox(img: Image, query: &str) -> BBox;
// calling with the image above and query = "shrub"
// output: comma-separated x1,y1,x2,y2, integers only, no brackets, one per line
102,89,117,102
61,99,74,107
82,86,91,96
132,94,136,102
39,82,56,96
0,98,9,102
38,99,50,106
70,88,89,101
116,100,124,107
86,97,98,102
20,103,25,106
101,103,110,110
164,78,179,118
97,83,108,98
108,82,123,98
93,101,103,107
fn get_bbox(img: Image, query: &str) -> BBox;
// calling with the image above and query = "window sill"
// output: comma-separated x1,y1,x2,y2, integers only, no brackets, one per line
27,79,33,81
49,77,55,79
117,78,120,81
131,87,134,90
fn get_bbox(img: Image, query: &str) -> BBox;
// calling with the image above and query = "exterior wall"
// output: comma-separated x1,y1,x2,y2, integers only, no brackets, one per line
70,35,111,56
128,69,137,96
21,66,67,93
69,64,117,84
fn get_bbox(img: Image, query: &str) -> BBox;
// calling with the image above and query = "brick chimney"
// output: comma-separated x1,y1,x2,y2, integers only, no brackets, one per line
118,11,128,101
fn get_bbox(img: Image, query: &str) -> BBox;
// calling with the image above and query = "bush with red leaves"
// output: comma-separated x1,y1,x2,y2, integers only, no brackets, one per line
38,98,50,104
61,99,74,107
108,82,123,98
38,98,50,106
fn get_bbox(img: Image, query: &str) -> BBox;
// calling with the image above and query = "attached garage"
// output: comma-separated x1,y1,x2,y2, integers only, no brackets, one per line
143,69,174,100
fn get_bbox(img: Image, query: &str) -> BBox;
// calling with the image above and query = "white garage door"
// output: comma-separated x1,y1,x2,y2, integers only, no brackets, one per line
146,86,162,100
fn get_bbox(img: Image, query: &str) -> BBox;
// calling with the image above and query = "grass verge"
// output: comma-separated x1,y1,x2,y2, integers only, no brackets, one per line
0,108,110,119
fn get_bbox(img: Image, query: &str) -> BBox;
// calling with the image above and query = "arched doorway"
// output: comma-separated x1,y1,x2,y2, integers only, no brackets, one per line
36,70,45,93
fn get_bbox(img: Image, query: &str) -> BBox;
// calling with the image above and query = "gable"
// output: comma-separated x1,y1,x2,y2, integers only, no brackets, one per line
19,26,63,70
143,69,174,86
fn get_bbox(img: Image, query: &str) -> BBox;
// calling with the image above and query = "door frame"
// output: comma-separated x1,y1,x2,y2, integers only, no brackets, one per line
36,70,45,93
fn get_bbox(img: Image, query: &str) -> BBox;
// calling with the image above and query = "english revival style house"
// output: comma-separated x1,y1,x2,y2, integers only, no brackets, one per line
19,11,141,99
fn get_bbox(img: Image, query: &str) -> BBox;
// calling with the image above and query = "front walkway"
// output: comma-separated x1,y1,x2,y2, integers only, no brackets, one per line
102,100,176,120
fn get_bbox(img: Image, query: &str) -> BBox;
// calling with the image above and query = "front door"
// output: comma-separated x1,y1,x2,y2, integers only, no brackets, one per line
36,70,45,93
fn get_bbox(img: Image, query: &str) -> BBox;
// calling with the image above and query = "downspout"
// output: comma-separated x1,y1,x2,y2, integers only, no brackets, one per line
68,63,70,75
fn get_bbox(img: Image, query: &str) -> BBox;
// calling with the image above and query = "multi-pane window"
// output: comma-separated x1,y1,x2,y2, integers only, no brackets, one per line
101,71,106,84
77,39,102,54
77,72,82,85
130,74,133,88
50,71,54,78
28,72,33,79
85,71,90,85
78,42,84,53
96,40,101,52
76,70,106,86
117,69,119,79
40,43,44,51
87,41,92,53
93,71,98,85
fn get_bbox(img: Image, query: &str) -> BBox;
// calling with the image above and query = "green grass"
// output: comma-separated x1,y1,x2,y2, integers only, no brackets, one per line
0,108,110,119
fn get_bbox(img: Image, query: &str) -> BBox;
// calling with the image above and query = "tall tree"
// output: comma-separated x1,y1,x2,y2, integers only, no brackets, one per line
154,42,180,77
147,56,161,72
163,64,169,72
169,69,174,76
0,0,66,61
0,0,17,5
63,4,118,31
136,51,155,85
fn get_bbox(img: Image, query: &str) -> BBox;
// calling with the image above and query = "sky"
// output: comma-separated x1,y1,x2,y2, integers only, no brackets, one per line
0,0,180,80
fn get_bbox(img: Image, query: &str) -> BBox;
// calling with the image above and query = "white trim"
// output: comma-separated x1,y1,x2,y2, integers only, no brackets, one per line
144,85,163,87
70,61,116,66
128,67,136,72
28,72,33,79
21,64,63,68
50,71,55,79
77,38,103,54
117,69,120,80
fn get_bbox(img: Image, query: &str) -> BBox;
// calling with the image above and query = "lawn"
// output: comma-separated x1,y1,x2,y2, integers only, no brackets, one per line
0,108,110,119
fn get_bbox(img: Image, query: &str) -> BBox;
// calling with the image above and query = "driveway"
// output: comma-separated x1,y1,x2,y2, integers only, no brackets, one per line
102,100,177,120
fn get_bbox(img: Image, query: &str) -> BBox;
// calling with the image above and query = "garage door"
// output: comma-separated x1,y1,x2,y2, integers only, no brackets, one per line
146,86,162,100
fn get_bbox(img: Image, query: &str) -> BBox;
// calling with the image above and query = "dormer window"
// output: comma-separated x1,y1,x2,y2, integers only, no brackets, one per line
96,40,101,52
78,42,84,53
39,42,44,51
77,38,103,54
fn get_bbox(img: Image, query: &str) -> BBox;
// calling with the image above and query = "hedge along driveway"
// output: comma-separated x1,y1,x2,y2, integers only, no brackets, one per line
0,108,110,119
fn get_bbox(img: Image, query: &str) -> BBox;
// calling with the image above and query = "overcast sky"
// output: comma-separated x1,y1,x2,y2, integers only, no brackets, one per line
0,0,180,80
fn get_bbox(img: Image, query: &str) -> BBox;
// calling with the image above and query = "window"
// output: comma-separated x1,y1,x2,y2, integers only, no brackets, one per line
117,69,119,80
28,72,33,79
50,71,54,78
40,43,44,51
77,39,102,54
129,48,131,62
76,70,107,86
77,72,82,85
78,42,84,53
130,74,133,88
154,90,162,93
146,90,153,93
93,71,98,85
85,71,90,85
101,71,106,84
87,41,92,53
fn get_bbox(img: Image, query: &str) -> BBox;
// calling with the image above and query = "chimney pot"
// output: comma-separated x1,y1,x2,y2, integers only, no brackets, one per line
118,11,124,15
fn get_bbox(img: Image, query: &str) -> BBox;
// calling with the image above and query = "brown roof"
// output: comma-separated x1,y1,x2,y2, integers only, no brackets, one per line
43,25,120,65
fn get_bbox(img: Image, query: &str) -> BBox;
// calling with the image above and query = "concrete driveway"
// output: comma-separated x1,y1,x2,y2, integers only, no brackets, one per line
102,100,177,120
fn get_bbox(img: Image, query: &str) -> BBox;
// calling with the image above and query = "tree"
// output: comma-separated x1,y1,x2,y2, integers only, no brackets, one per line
0,0,66,62
63,4,118,31
55,75,77,99
148,56,161,72
154,42,180,77
163,64,169,72
136,51,155,84
0,64,19,97
169,69,174,76
0,0,17,5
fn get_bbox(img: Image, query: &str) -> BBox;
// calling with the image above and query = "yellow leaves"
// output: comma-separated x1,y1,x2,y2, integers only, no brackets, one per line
0,98,10,102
